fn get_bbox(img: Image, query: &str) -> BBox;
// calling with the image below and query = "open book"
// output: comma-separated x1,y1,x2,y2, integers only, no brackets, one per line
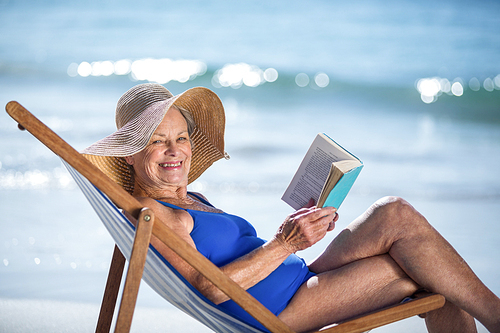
282,133,363,210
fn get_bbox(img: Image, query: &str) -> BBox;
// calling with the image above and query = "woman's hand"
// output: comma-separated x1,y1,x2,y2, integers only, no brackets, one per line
304,198,339,231
275,201,338,254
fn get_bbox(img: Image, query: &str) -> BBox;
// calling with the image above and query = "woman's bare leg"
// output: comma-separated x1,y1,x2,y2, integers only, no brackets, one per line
279,254,419,332
307,196,500,332
424,300,477,333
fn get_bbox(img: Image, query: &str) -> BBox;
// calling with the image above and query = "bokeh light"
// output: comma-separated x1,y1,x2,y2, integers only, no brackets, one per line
91,61,114,76
417,78,441,103
77,62,92,77
69,58,206,84
483,78,494,92
451,81,464,97
416,75,499,103
495,74,500,89
439,78,451,93
314,72,330,88
212,63,268,88
113,59,132,75
263,68,278,83
295,73,309,87
469,77,480,91
69,59,499,100
67,63,78,77
130,58,206,84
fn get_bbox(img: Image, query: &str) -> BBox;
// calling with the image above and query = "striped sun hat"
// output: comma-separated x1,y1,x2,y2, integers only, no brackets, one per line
82,83,229,194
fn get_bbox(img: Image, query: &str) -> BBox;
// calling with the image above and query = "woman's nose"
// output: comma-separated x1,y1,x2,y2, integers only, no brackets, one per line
164,141,179,155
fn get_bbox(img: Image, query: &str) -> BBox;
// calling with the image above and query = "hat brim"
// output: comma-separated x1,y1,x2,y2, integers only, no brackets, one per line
82,86,228,193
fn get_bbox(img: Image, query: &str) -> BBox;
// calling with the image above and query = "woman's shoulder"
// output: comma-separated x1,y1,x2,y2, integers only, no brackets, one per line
133,196,183,218
134,196,165,208
134,196,194,232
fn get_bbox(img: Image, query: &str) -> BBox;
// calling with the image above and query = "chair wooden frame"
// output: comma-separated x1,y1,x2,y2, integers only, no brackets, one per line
6,101,445,333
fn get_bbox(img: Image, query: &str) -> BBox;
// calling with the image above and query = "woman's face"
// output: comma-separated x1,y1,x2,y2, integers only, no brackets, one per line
125,107,192,190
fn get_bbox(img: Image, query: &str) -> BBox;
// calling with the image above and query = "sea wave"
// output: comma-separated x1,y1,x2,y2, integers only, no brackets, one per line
2,57,499,124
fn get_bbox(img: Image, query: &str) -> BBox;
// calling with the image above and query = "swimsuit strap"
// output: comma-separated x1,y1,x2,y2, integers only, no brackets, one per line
188,192,215,208
156,192,216,210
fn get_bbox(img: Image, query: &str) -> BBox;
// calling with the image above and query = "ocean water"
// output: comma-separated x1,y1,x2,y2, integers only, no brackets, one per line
1,0,500,332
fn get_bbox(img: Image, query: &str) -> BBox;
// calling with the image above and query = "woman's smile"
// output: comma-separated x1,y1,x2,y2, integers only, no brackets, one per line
159,161,182,168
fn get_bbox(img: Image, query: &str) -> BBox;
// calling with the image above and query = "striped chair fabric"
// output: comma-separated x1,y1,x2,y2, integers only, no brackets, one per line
63,160,265,333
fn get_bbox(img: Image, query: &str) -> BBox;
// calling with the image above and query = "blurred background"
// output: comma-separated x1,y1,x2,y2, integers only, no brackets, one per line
1,0,499,332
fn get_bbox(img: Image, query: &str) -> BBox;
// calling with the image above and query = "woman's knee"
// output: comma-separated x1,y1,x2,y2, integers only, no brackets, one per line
373,196,413,215
358,196,433,246
371,196,427,229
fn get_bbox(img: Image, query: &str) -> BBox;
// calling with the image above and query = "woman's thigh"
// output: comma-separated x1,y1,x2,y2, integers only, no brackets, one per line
308,196,428,273
278,254,419,333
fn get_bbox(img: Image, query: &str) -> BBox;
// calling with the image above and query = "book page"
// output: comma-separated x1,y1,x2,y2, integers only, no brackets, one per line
282,133,354,210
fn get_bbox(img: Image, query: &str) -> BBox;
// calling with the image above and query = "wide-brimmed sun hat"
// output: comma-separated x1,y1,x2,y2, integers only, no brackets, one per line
82,83,229,193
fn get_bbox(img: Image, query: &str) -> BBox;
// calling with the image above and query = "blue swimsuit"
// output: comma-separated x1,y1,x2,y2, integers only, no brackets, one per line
157,194,315,331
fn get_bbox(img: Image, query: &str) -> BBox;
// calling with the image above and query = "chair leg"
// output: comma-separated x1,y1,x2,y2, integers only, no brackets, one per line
114,208,155,333
96,245,126,333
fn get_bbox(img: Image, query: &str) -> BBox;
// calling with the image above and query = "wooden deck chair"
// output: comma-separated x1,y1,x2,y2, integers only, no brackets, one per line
6,101,445,333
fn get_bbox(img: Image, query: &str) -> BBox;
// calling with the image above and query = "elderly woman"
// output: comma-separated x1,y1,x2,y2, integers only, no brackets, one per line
83,83,500,333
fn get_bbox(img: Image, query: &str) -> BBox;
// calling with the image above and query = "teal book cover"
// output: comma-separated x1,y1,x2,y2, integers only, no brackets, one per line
323,164,364,209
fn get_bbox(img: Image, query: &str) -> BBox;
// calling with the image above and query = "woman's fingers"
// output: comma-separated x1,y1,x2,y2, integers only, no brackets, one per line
327,213,338,231
277,206,337,252
302,198,315,209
